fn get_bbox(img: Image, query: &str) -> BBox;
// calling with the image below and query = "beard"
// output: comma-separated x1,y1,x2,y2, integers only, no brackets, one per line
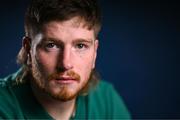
31,62,90,102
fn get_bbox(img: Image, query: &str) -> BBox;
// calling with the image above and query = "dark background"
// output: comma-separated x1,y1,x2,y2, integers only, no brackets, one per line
0,0,179,119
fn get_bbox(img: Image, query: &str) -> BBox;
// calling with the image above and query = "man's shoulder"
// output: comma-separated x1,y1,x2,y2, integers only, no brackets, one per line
0,70,20,87
0,72,24,119
90,80,117,97
87,80,131,119
0,82,15,110
97,80,113,89
0,73,15,97
88,80,117,108
0,70,27,102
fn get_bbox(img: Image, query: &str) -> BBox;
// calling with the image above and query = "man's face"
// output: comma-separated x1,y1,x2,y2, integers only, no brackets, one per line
29,17,98,101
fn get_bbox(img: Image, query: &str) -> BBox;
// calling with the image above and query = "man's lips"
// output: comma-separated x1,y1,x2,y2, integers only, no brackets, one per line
48,70,81,84
53,77,78,84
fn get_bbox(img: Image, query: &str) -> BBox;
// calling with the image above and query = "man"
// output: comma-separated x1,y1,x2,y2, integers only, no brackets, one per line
0,0,131,119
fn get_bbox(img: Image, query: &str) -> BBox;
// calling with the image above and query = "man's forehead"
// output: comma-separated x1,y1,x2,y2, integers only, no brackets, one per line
43,17,91,30
39,19,95,41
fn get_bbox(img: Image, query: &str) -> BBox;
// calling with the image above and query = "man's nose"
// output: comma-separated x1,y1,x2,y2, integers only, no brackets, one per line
57,47,73,71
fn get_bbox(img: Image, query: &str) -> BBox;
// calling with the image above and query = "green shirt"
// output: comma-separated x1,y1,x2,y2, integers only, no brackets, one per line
0,72,131,119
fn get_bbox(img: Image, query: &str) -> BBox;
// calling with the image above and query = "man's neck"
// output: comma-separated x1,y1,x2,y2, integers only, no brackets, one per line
39,96,76,120
30,82,76,120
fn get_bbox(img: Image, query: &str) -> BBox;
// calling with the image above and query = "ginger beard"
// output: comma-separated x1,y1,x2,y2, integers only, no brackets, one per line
30,61,90,101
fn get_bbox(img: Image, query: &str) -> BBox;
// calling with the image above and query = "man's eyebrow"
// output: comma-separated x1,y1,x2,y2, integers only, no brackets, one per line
42,37,59,42
73,38,94,44
41,37,94,44
41,37,63,44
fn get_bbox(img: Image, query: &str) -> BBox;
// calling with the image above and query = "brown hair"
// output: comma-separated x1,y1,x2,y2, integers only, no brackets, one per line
24,0,102,37
16,0,102,94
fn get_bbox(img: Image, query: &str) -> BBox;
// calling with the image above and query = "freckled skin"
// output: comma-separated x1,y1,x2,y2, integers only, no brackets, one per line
29,17,99,101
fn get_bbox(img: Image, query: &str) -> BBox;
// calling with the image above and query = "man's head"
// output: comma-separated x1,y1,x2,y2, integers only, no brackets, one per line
17,0,101,101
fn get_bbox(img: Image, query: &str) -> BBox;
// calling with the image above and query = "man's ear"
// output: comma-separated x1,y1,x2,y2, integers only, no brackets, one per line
92,39,99,69
22,36,31,54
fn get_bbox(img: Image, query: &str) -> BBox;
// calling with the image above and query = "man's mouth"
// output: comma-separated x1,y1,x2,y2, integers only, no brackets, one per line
48,71,81,84
54,76,78,84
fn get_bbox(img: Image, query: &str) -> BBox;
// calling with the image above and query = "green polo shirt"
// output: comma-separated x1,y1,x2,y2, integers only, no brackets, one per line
0,72,131,119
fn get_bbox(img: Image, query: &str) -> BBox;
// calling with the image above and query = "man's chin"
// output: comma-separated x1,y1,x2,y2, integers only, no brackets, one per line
45,87,78,101
53,94,77,102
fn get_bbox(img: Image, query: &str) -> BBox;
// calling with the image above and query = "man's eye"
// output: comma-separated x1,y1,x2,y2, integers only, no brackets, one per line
44,43,60,51
76,43,87,49
46,43,57,48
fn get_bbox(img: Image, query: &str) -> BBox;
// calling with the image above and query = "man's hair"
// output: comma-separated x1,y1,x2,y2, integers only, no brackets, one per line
25,0,102,37
16,0,102,94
